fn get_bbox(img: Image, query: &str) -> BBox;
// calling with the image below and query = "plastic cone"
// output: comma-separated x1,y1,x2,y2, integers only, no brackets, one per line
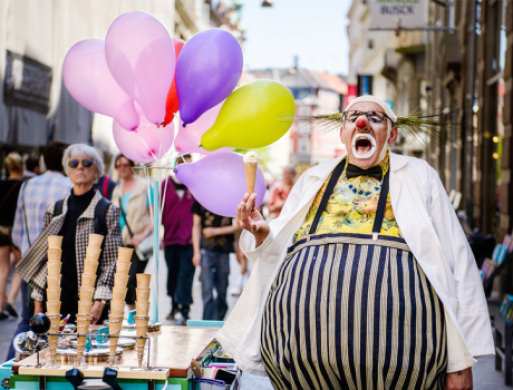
111,288,127,303
244,162,258,194
47,275,61,289
113,274,129,289
48,236,63,249
46,302,61,315
136,274,151,289
136,288,150,302
117,247,134,263
47,262,62,275
88,233,104,248
46,289,61,302
47,248,62,263
115,261,131,275
83,261,98,275
135,301,150,316
81,273,97,288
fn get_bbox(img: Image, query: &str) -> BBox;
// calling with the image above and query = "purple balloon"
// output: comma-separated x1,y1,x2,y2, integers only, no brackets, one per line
62,39,139,130
105,11,176,124
176,29,243,125
175,152,265,217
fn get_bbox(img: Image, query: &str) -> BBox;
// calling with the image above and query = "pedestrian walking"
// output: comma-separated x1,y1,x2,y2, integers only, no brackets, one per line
267,165,295,219
219,95,493,390
162,155,195,323
7,141,71,360
191,201,240,321
112,155,153,311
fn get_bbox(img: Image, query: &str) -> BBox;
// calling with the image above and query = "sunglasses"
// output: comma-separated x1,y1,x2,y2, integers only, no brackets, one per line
68,159,94,169
342,110,395,125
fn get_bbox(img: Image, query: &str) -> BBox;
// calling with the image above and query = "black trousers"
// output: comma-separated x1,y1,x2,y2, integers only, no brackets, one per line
164,244,195,306
126,249,148,305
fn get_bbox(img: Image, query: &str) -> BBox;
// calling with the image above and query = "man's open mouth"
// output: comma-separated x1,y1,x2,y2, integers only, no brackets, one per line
351,134,376,159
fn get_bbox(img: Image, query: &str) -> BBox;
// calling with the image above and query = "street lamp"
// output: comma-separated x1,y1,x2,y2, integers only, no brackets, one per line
261,0,273,7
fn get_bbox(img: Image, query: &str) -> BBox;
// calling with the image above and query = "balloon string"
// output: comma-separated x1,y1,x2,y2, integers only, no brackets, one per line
136,131,159,162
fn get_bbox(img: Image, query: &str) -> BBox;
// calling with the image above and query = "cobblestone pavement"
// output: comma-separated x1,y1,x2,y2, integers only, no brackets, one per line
0,252,510,389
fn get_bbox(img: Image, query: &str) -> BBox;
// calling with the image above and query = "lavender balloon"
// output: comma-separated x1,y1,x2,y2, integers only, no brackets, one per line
62,39,139,130
175,152,265,217
105,11,176,124
176,29,243,125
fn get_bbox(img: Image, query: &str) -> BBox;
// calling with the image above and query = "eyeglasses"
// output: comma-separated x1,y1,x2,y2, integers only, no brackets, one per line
68,159,94,169
342,110,395,125
115,163,131,169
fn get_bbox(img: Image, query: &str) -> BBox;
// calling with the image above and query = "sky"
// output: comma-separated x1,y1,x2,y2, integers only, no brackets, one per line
240,0,352,75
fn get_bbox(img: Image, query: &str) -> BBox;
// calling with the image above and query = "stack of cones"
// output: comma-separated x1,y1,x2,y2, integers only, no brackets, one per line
76,234,104,364
108,247,132,366
46,236,63,366
135,273,151,367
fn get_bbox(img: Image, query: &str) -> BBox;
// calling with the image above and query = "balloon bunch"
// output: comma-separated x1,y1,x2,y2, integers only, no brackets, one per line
63,11,297,217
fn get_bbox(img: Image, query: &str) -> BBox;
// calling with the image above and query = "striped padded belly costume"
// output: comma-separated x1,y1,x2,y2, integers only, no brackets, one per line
261,158,447,390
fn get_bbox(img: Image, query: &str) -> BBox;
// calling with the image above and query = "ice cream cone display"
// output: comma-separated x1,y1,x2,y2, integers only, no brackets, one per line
108,315,123,366
47,248,62,263
85,246,102,262
112,288,128,303
47,275,61,289
117,247,134,263
135,301,150,317
46,301,61,315
47,262,62,275
79,286,95,302
88,233,104,248
78,300,93,314
136,288,151,302
110,301,125,316
243,151,261,195
46,289,61,302
48,235,63,249
135,315,149,367
81,273,97,288
136,273,151,289
47,313,61,331
115,261,131,275
114,273,129,289
83,261,99,275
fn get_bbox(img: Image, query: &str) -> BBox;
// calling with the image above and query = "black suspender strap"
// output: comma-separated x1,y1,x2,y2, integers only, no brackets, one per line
308,159,347,236
371,170,390,241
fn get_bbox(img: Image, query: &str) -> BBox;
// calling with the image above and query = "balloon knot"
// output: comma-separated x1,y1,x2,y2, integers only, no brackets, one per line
198,144,202,148
182,123,187,128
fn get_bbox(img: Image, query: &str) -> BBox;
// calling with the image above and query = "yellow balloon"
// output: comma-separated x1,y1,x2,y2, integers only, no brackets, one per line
201,80,296,151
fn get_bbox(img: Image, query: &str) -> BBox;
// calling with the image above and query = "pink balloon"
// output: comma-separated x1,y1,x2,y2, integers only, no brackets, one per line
174,152,266,217
105,11,176,124
175,102,230,155
63,39,139,131
113,105,174,164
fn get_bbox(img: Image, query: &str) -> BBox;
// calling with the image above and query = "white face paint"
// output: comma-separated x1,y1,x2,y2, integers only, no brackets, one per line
351,133,377,160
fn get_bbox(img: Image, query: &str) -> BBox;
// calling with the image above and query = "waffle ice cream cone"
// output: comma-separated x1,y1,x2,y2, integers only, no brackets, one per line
85,247,102,262
47,262,62,275
81,273,97,288
48,334,58,362
88,233,104,248
47,275,61,289
46,302,61,315
83,261,98,275
243,152,261,195
117,247,134,263
110,301,125,316
135,301,150,316
136,288,150,302
46,289,61,302
78,300,93,314
79,286,95,302
112,288,127,303
47,248,62,263
108,316,123,361
135,315,149,367
48,314,61,332
48,236,63,249
136,274,151,289
113,274,129,289
115,261,131,275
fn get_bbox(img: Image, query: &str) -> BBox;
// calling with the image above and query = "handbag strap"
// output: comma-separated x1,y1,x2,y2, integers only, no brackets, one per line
20,181,32,246
119,201,134,238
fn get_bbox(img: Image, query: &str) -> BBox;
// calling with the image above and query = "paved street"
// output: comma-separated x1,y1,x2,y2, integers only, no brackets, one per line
0,253,510,389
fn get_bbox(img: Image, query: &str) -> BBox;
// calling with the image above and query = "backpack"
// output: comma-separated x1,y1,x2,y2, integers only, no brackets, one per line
53,197,110,237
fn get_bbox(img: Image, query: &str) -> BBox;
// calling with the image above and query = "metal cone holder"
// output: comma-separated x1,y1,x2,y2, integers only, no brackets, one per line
108,315,124,369
75,313,92,368
134,315,150,369
46,314,61,369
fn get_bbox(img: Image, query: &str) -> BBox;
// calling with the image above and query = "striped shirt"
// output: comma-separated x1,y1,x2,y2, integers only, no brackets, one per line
11,171,72,255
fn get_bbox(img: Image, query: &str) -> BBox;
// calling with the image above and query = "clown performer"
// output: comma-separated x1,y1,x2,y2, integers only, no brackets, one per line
217,95,494,390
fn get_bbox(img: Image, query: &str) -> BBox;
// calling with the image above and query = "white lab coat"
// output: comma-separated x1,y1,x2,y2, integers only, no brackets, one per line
216,152,494,376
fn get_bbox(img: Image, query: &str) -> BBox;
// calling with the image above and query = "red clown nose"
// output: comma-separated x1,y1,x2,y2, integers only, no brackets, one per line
356,117,368,129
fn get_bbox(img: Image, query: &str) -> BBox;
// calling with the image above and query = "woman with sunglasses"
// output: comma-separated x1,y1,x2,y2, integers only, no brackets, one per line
17,144,122,324
112,155,153,311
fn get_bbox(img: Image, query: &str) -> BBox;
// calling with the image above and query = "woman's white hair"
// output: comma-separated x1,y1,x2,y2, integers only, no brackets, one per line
62,144,105,177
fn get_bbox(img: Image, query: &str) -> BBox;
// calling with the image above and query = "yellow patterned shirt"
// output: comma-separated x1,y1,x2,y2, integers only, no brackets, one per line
293,154,403,243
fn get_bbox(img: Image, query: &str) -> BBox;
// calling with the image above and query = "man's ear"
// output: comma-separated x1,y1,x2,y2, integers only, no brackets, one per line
388,126,399,144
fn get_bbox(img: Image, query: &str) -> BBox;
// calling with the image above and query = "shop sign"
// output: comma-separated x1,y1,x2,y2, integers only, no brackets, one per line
369,0,428,29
